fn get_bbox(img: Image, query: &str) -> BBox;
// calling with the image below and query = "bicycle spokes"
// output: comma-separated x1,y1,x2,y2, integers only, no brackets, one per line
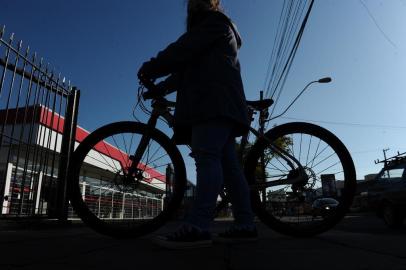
248,124,354,231
76,131,175,222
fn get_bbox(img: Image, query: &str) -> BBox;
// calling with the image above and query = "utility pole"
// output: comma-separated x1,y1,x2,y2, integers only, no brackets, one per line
165,164,174,208
259,91,267,205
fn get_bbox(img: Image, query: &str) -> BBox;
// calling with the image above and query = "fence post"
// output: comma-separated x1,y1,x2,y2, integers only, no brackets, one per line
1,163,13,215
56,87,80,222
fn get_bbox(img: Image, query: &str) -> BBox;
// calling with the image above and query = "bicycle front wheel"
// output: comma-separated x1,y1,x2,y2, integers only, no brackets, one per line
69,121,187,238
245,122,356,237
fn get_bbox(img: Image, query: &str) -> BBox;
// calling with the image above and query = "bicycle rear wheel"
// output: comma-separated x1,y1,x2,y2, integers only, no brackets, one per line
245,122,356,237
69,121,187,238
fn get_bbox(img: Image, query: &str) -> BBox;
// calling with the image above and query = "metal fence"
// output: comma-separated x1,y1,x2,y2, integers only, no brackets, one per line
67,182,163,220
0,26,79,219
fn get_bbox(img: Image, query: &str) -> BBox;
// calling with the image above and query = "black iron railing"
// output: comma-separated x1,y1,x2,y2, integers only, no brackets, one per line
0,26,79,220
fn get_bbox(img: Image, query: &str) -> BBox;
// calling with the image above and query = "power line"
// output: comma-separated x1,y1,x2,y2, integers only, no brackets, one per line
359,0,397,48
280,116,406,129
268,1,306,101
266,0,308,101
258,0,292,131
262,0,287,93
266,0,314,129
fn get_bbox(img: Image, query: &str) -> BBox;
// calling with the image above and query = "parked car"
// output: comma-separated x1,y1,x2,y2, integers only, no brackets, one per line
312,198,339,218
367,162,406,228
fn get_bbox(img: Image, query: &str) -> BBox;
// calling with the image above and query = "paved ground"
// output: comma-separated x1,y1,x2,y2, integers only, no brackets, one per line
0,214,405,270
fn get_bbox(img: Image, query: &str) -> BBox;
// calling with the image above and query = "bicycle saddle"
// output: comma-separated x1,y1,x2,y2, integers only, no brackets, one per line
246,99,274,111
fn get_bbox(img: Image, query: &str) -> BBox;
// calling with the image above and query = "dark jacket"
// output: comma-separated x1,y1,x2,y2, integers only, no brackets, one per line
144,11,249,144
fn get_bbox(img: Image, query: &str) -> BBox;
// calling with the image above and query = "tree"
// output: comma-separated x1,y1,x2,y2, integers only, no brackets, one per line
235,132,292,180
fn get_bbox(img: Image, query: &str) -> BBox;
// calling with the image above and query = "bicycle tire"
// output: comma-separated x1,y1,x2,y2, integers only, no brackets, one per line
244,122,356,237
68,121,187,238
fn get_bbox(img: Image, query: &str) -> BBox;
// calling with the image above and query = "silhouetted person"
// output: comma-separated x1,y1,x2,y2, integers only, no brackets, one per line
138,0,257,249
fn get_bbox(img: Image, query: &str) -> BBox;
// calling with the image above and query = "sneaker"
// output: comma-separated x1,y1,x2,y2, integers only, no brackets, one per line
152,224,212,250
215,225,258,244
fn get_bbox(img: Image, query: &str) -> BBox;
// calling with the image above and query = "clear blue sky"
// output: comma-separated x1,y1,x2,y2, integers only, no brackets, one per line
2,0,406,182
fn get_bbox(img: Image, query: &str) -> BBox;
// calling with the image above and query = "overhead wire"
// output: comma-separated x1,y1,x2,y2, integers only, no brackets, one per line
267,0,305,100
280,116,406,129
266,1,293,100
264,0,315,129
267,1,307,117
265,0,293,100
359,0,397,49
268,0,313,103
255,0,293,131
262,0,287,94
259,0,314,132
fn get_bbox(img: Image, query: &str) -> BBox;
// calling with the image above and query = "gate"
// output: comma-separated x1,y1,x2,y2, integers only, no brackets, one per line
0,26,79,220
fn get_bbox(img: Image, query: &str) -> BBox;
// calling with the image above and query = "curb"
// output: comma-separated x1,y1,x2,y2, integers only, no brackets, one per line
0,218,85,231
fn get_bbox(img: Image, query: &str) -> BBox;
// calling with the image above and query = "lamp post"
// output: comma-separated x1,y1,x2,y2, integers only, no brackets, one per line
259,77,332,206
267,77,332,122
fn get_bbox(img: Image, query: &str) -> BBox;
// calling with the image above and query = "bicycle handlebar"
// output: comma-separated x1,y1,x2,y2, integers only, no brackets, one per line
139,76,158,92
139,76,161,100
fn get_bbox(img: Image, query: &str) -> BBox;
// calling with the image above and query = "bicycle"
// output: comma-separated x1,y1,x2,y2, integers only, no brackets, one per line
68,77,357,238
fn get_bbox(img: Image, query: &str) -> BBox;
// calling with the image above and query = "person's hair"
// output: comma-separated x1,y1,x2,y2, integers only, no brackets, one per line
186,0,223,31
187,0,222,14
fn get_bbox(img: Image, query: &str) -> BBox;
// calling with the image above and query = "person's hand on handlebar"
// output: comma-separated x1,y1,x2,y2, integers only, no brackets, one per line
142,80,168,100
137,61,153,80
137,58,166,81
138,59,171,100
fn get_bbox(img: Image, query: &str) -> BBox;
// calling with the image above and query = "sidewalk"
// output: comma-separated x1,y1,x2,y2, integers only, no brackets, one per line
0,217,85,230
0,219,405,270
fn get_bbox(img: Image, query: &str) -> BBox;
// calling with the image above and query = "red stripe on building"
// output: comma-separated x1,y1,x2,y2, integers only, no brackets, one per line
1,105,166,183
39,107,166,183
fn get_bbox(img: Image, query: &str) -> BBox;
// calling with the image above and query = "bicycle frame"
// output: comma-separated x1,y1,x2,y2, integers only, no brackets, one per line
128,96,307,189
127,98,174,177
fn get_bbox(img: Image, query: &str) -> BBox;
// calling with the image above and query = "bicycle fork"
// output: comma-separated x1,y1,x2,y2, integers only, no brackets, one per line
126,112,160,181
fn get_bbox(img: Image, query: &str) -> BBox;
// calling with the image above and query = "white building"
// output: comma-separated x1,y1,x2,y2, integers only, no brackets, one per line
0,105,168,219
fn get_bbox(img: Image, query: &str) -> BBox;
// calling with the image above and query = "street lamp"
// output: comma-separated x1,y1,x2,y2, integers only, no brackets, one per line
267,77,332,122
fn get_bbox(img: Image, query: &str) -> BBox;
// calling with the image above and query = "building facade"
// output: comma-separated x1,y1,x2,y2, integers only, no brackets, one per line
0,105,171,219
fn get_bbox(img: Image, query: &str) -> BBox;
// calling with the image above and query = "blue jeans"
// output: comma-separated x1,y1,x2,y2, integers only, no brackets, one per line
185,119,255,231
